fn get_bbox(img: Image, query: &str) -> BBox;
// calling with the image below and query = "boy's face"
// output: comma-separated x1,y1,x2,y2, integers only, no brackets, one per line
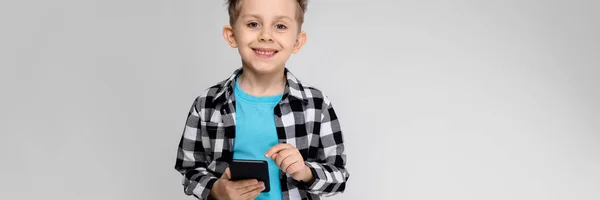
223,0,306,75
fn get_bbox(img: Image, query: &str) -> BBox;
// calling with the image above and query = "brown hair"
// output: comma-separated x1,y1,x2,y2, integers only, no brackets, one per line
226,0,308,27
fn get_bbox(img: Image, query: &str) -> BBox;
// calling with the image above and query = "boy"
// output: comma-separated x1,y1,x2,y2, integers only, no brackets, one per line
174,0,349,199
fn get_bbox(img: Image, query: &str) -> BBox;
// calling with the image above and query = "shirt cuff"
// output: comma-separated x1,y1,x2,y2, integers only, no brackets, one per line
301,161,328,191
195,176,218,200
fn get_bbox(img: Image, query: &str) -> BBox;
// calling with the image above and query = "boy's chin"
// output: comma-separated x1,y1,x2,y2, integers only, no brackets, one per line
244,63,285,75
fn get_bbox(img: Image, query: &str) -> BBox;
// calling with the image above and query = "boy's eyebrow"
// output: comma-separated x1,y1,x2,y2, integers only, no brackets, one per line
274,15,294,21
241,14,294,22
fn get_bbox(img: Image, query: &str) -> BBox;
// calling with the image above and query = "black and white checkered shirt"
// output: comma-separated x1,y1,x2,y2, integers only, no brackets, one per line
174,68,349,200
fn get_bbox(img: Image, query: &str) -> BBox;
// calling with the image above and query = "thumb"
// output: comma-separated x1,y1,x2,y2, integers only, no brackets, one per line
222,167,231,180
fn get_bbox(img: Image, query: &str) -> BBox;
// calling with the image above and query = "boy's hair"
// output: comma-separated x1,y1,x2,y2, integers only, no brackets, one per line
226,0,308,27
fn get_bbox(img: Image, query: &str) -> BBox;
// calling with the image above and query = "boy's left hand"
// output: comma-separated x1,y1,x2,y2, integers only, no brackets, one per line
265,144,313,183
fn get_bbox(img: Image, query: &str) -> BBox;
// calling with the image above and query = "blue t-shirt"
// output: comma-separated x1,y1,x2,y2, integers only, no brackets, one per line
232,77,283,200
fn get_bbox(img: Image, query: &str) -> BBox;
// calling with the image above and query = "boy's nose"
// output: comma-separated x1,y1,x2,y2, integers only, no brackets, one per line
258,30,273,42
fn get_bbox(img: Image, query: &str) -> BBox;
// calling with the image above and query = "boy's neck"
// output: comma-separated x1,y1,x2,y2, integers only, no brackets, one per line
238,66,286,97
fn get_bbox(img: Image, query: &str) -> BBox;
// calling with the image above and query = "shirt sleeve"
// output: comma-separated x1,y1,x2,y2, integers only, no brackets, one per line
303,99,350,196
174,97,218,200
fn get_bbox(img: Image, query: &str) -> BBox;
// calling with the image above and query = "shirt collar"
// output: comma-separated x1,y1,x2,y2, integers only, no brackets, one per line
212,67,308,104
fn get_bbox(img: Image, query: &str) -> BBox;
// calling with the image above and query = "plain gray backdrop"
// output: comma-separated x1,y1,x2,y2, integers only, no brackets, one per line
1,0,599,199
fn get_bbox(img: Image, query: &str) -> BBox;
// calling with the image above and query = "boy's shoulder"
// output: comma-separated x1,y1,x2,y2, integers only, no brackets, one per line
192,77,231,108
297,83,332,105
280,68,333,106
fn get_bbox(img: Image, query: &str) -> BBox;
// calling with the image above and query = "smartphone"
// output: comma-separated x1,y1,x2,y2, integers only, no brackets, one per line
230,159,270,192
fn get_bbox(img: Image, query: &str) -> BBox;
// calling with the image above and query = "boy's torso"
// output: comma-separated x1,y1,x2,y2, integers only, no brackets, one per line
195,68,330,200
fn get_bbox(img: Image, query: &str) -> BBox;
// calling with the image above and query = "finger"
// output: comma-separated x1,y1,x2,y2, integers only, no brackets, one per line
238,181,264,194
282,157,301,173
231,179,259,189
240,183,265,199
279,152,300,171
275,149,297,168
265,143,291,158
222,167,231,180
286,161,304,175
278,148,297,159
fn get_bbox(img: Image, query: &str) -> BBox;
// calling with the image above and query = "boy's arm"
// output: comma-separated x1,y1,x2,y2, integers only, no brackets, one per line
174,97,218,200
302,100,350,196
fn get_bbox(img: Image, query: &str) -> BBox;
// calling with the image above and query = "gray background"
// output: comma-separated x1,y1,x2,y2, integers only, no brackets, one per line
1,0,599,199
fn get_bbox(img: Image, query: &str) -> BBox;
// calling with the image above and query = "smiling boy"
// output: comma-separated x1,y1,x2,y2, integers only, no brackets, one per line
174,0,349,199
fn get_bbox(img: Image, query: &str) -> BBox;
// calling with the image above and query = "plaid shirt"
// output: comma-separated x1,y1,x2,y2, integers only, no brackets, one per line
174,68,349,200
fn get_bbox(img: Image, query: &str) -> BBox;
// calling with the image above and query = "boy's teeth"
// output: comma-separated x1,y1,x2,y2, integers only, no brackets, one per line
255,50,275,55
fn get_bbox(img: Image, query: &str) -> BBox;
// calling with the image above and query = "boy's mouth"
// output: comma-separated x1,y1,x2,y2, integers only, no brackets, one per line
252,48,278,58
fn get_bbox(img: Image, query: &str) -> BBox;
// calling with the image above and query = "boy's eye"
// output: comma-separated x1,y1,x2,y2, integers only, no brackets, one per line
247,22,260,28
276,24,287,29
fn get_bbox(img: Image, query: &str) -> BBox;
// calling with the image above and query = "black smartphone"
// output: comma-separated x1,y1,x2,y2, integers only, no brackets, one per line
229,159,270,192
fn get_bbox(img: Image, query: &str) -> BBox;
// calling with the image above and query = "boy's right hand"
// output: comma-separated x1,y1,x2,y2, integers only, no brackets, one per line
209,167,265,200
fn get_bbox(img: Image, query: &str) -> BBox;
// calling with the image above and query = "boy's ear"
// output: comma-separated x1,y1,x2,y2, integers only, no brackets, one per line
222,25,237,48
292,31,307,54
